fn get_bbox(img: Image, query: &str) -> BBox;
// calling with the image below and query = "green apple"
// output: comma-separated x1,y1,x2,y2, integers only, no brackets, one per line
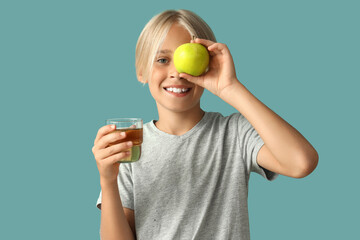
173,43,209,76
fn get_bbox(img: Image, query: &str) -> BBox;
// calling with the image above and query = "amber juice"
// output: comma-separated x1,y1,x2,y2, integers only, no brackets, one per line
110,128,143,163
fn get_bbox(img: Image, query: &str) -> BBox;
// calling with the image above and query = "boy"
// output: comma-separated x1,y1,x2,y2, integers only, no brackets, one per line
92,9,318,240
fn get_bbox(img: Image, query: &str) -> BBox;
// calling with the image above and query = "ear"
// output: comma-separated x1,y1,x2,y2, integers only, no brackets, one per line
137,71,147,84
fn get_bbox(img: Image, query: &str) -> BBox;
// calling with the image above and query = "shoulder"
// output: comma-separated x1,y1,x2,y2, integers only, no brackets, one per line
203,112,258,142
206,111,244,120
142,120,157,137
143,120,155,130
195,112,244,138
205,111,244,127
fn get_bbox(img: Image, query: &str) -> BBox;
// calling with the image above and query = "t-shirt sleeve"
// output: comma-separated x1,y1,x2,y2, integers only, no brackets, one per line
96,163,135,210
234,113,278,181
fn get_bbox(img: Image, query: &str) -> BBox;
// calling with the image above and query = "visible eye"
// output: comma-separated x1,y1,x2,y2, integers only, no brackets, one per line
156,58,169,64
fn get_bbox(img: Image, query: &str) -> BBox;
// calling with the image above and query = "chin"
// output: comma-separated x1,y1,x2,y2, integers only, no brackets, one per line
157,101,200,114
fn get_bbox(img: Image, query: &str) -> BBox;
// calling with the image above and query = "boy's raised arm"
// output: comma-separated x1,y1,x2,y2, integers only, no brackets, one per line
179,39,318,178
220,82,319,178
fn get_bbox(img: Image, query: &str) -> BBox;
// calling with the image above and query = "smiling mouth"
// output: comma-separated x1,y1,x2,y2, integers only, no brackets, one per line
164,87,191,93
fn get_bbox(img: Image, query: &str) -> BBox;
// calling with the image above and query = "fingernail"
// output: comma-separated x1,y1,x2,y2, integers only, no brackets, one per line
121,132,126,136
110,124,115,129
127,141,133,147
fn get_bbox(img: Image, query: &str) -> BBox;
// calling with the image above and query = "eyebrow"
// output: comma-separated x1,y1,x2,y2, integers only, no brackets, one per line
156,49,172,54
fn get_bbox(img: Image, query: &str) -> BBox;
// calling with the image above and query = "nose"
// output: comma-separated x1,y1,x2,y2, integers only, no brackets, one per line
169,61,180,79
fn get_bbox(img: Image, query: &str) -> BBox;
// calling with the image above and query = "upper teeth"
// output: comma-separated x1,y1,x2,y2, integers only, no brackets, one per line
165,87,189,93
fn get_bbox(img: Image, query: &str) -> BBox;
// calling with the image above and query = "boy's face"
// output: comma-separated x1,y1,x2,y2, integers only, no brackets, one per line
148,23,204,114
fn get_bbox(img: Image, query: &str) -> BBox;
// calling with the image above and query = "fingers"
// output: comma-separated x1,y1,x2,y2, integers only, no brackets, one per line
191,38,229,57
96,150,131,169
208,43,230,57
94,124,115,145
92,126,134,183
95,130,127,150
96,141,133,160
192,38,216,48
179,72,205,88
104,151,131,165
190,38,216,56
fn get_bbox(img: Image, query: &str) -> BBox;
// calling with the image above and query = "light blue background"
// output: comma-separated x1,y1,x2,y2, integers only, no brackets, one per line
1,0,359,239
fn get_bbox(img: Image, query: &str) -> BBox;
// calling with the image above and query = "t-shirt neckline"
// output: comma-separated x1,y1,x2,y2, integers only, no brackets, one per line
149,111,211,140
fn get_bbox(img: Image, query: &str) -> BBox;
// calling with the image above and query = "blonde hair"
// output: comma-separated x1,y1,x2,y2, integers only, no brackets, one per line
135,9,216,83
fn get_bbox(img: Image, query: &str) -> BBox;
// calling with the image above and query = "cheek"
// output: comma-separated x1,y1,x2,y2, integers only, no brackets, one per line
148,81,158,98
150,67,166,84
194,86,205,99
147,77,163,101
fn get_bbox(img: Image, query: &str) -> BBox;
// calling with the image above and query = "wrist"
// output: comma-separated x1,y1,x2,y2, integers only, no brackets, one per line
219,80,256,114
219,80,246,102
100,177,118,189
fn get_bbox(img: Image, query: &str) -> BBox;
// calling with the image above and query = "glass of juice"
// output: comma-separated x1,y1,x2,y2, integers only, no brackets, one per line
105,118,143,163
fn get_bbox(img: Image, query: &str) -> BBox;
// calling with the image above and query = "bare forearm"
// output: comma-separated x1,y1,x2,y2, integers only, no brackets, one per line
100,181,135,240
220,81,318,170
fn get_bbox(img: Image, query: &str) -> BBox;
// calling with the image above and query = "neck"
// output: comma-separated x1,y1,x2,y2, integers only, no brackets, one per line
155,103,205,136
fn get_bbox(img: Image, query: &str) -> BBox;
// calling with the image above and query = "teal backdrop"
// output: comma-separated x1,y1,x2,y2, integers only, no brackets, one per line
1,0,359,239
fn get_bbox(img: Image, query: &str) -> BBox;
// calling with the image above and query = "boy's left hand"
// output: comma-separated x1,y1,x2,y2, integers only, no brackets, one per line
179,38,239,98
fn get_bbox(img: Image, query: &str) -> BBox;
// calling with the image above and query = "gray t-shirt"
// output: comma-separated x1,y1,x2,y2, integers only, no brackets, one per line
96,112,278,239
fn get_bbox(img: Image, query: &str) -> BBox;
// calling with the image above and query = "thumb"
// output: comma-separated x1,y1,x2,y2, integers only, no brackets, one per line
179,73,205,88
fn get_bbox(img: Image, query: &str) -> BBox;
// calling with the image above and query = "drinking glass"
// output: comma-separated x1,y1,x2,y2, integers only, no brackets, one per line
105,118,143,163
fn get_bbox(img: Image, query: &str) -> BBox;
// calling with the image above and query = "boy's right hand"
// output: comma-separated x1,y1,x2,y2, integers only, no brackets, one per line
92,124,133,185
